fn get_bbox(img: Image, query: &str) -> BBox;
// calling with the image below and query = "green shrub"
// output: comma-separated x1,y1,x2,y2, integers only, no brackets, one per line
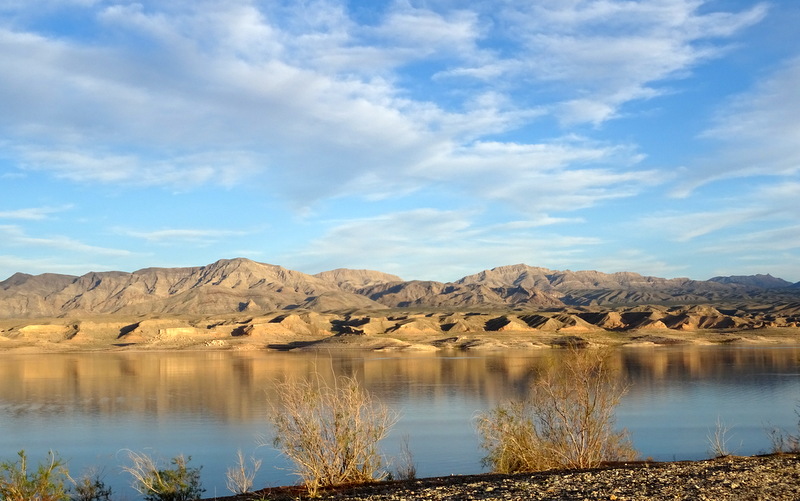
69,468,112,501
0,450,70,501
477,348,636,473
122,451,204,501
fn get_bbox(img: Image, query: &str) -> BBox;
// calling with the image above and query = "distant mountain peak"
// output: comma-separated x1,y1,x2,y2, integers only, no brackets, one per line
708,274,792,289
314,268,403,292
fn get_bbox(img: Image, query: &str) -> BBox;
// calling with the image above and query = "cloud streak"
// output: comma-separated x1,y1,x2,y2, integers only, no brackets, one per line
0,205,71,220
675,57,800,195
287,208,600,281
0,225,132,256
116,227,256,244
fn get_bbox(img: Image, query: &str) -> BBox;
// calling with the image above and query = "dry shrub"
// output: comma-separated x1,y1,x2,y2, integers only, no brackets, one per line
768,427,800,454
267,372,396,496
121,451,204,501
766,407,800,454
707,417,737,458
225,449,262,495
394,435,417,481
477,348,636,473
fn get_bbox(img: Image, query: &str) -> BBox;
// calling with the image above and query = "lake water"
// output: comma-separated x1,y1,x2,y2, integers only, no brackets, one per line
1,346,799,499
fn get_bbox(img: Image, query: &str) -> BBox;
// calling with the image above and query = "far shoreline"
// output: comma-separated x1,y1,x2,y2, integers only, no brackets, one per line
2,305,799,354
1,317,798,355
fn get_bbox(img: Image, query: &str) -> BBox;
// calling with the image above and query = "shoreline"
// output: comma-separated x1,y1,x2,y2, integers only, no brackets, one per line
1,309,798,354
0,326,798,354
210,454,800,500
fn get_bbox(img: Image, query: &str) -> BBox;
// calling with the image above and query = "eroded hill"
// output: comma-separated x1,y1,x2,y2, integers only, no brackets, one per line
2,301,799,353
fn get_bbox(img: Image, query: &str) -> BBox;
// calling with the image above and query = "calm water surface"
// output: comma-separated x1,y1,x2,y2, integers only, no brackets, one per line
1,346,799,499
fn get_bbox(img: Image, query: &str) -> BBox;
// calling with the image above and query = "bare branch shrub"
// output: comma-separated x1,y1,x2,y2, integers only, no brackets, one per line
394,435,417,481
267,372,397,496
707,417,737,458
477,348,636,473
0,450,70,501
121,451,204,501
225,449,262,495
766,404,800,453
768,427,800,453
767,423,800,453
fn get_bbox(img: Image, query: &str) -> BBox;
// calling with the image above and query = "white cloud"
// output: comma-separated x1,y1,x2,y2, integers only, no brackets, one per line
18,148,261,187
0,205,71,220
576,248,689,279
0,225,133,256
416,137,658,214
116,227,255,244
495,0,769,124
0,11,450,197
285,208,600,281
640,179,800,241
674,56,800,195
701,224,800,254
640,208,769,242
370,5,480,55
0,1,769,216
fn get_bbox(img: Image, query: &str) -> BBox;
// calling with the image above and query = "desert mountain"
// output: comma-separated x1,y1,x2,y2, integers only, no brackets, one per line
313,269,404,292
0,258,384,318
1,259,799,319
457,264,799,306
354,280,563,309
708,274,794,289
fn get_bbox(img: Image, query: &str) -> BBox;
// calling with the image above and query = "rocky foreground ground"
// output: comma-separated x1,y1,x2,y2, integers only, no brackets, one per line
214,455,800,501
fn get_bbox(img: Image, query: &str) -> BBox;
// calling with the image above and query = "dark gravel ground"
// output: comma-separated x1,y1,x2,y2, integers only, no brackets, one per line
209,454,800,500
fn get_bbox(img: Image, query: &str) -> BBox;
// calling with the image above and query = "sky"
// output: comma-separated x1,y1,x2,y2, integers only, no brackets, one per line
1,0,799,283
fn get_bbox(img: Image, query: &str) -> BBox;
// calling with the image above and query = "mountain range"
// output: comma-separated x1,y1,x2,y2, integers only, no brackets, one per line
1,258,799,319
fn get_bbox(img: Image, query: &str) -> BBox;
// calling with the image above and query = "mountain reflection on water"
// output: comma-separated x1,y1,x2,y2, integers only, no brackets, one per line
1,348,798,417
1,346,799,498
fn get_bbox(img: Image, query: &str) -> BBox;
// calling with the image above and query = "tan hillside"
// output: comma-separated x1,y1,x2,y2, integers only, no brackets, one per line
314,269,403,292
1,258,799,324
0,258,384,318
457,263,795,306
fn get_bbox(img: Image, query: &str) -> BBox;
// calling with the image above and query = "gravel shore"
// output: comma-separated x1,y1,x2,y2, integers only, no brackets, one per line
216,454,800,501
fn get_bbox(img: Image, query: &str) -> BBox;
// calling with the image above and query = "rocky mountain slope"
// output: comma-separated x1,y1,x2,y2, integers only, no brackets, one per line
0,258,382,318
313,269,403,292
708,273,793,288
456,264,793,306
1,258,799,319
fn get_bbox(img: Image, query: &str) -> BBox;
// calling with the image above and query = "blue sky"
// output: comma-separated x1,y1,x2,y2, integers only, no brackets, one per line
1,0,799,283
